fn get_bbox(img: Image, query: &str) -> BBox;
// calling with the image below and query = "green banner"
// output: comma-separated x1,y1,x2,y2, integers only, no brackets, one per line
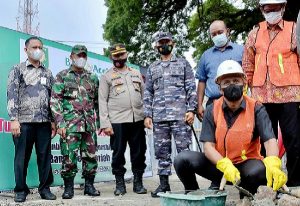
0,26,152,191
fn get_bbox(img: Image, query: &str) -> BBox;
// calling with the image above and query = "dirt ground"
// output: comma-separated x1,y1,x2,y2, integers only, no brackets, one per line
0,175,241,206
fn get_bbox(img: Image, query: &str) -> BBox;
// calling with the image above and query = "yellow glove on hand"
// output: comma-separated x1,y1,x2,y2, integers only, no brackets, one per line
216,157,241,184
263,156,287,191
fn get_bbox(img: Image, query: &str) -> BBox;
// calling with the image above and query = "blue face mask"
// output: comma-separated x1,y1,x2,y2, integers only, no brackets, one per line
212,33,228,48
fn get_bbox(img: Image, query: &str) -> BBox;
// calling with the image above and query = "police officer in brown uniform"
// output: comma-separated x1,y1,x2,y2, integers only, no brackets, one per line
99,44,147,196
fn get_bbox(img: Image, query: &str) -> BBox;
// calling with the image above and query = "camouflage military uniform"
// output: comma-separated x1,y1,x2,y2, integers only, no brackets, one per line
50,67,99,178
144,55,197,175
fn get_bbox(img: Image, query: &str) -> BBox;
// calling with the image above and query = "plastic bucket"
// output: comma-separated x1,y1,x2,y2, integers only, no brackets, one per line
158,190,227,206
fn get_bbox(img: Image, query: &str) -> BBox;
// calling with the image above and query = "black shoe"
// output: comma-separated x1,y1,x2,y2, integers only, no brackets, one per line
84,176,100,196
133,173,147,194
151,175,170,198
62,177,74,199
114,175,127,196
39,189,57,200
14,191,27,202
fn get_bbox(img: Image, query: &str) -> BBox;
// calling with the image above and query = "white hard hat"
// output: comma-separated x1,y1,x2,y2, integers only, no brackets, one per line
259,0,287,5
215,60,245,84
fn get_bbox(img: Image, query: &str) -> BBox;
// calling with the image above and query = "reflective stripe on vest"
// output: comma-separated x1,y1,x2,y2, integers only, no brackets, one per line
213,96,263,164
253,21,300,87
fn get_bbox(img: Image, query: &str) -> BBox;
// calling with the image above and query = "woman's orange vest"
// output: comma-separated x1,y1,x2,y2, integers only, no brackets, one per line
213,96,263,164
253,21,300,87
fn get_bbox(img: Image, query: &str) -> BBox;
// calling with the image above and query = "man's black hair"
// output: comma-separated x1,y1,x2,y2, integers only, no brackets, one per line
25,36,43,47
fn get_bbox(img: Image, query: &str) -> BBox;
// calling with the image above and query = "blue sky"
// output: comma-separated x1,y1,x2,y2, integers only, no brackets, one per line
0,0,196,66
0,0,109,54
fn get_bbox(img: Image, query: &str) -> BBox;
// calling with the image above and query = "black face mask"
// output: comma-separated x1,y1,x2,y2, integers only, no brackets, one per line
157,44,173,55
113,58,127,68
223,84,243,101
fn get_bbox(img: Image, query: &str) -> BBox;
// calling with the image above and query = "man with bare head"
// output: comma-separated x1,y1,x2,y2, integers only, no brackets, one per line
209,20,230,51
7,36,56,202
196,20,244,121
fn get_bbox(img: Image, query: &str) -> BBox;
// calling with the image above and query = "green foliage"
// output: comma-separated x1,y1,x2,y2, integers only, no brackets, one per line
103,0,143,44
103,0,300,66
103,0,196,66
189,0,237,60
188,0,263,61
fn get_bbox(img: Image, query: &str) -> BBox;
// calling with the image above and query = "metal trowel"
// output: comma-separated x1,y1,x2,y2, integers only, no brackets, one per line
219,176,254,200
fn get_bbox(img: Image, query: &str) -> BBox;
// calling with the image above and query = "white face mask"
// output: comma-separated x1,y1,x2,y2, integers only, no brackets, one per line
28,49,44,61
72,57,87,68
263,10,283,25
212,33,228,48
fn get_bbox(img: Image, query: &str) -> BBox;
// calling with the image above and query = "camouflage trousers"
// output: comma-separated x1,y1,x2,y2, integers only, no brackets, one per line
153,120,192,176
60,132,98,178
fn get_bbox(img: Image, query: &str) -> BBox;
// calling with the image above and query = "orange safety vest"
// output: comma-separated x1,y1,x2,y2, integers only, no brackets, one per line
213,96,263,164
253,21,300,87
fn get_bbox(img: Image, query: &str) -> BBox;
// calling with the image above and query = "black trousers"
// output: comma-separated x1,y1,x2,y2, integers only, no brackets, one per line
110,121,147,176
13,122,53,193
263,102,300,186
174,151,266,194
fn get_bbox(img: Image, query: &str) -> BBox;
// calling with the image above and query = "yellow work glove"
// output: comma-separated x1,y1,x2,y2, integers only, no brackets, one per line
263,156,287,191
216,157,241,184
